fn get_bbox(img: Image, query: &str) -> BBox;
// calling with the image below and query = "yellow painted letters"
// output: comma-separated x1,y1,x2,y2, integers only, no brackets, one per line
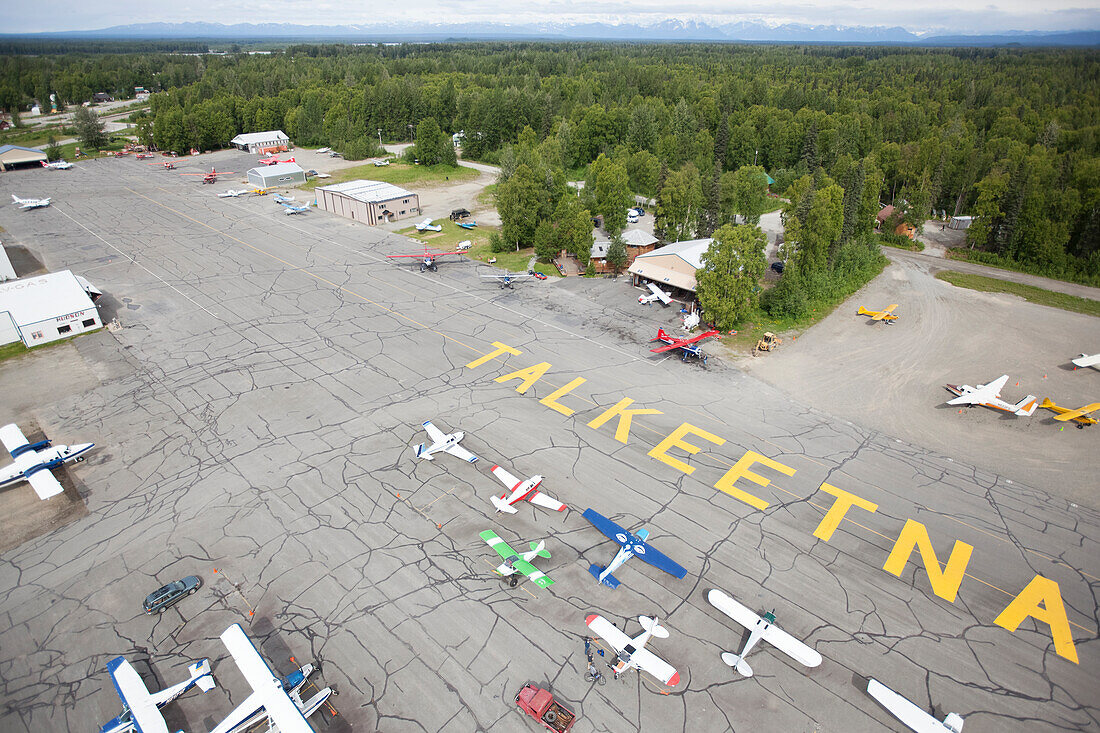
813,483,879,541
713,451,795,511
994,575,1078,664
647,422,725,475
587,398,663,444
494,362,553,394
540,378,587,417
465,341,522,369
883,519,973,602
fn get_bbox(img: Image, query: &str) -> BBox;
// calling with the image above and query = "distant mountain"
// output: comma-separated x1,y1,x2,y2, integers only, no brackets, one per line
3,21,1097,47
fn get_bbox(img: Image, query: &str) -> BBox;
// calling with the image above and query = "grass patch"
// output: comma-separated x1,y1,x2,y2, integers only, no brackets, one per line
877,233,924,252
56,137,131,160
0,124,68,149
936,271,1100,317
945,248,1100,288
301,161,477,191
477,183,497,207
394,220,557,275
0,329,99,364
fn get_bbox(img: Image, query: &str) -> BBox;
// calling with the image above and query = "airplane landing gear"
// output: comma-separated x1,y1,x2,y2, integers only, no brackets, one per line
510,576,519,588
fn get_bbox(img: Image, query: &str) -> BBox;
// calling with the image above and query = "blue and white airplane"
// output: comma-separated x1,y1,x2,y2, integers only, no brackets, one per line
0,423,94,500
281,202,310,215
100,656,216,733
580,508,688,588
414,420,478,463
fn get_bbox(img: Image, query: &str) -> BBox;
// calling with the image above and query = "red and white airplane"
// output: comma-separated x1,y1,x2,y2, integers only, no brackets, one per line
180,167,235,184
585,614,680,686
387,246,468,272
489,465,566,514
650,328,721,363
41,159,73,170
259,155,295,165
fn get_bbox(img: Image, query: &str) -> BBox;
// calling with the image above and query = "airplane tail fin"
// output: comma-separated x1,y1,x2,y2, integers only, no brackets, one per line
588,565,620,588
720,651,754,677
1039,398,1055,410
944,713,965,732
529,540,551,559
414,443,432,459
638,616,669,639
491,495,518,514
1014,396,1038,416
654,328,671,342
857,306,871,315
188,659,216,692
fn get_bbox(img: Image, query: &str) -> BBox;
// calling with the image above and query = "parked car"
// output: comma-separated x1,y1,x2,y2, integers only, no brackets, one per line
143,576,202,614
528,270,548,280
770,261,785,274
450,208,472,221
305,169,318,177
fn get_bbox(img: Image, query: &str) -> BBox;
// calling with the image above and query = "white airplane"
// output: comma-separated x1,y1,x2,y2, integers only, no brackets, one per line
706,589,822,678
488,464,566,514
11,194,51,209
480,271,533,290
0,423,94,500
218,189,250,198
316,147,331,153
211,623,333,733
867,678,964,733
100,657,216,733
414,420,478,463
373,159,390,166
638,283,672,305
281,202,310,215
1071,353,1100,369
682,311,700,331
415,217,443,232
944,375,1038,416
41,159,73,170
585,614,680,686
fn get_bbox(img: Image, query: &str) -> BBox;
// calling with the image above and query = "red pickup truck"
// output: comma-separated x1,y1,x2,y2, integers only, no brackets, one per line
515,684,577,732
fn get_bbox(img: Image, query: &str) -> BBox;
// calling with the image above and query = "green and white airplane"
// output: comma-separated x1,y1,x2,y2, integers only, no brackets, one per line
479,530,555,588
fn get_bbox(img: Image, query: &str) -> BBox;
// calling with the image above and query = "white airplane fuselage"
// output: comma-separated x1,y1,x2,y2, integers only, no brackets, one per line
418,431,464,459
100,659,214,733
596,528,649,586
946,381,1037,416
498,540,546,576
721,616,771,677
0,442,94,488
498,475,542,509
212,663,331,733
12,195,51,209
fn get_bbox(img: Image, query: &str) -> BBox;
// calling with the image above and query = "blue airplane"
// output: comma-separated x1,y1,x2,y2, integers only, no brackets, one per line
581,508,688,589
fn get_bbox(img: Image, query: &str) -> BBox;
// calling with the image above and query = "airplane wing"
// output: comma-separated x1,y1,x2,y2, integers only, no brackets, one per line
1052,403,1100,422
106,657,170,733
490,465,522,490
219,624,314,733
946,375,1008,405
650,337,690,354
632,541,687,579
511,558,554,588
586,614,632,653
0,423,30,457
1071,353,1100,368
867,678,957,733
646,283,672,304
874,304,898,320
581,508,630,542
708,588,767,629
529,491,566,512
708,590,820,668
445,444,478,463
421,420,447,444
27,470,64,500
585,615,677,685
479,529,518,560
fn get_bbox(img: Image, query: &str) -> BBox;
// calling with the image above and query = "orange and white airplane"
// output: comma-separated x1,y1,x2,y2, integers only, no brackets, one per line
1038,399,1099,428
945,375,1038,416
857,304,898,323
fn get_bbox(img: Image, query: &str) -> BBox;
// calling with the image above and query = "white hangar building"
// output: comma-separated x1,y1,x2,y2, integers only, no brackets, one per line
230,130,290,154
247,162,306,189
315,180,421,225
0,270,102,347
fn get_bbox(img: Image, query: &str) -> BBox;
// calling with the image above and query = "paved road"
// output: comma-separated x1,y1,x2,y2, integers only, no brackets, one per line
0,151,1095,733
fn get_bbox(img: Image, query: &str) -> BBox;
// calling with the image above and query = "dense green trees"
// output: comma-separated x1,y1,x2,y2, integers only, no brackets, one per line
696,224,768,328
71,106,107,150
410,117,456,166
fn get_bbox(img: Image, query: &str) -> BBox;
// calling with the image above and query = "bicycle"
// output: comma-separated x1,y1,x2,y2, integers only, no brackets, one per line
584,665,607,686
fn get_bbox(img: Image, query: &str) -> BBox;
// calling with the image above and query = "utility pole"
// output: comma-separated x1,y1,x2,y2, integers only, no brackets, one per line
377,129,383,148
753,149,758,166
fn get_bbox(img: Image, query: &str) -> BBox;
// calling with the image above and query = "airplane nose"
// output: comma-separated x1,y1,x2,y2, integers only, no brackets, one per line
455,432,464,440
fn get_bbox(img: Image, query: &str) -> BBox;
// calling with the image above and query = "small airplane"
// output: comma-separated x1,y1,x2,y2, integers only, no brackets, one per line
181,167,234,184
41,159,73,170
414,420,478,463
1071,353,1100,369
259,155,295,165
281,202,310,215
415,217,443,232
0,423,94,500
135,153,155,160
580,508,687,589
250,187,269,196
373,159,390,166
706,589,822,678
455,240,473,251
162,161,175,170
479,530,555,588
585,614,680,686
857,303,899,324
866,678,964,733
273,193,296,204
650,328,721,364
638,283,672,305
387,246,467,272
11,194,51,209
481,271,533,290
456,220,477,229
100,656,216,733
217,189,250,198
317,147,331,153
488,464,566,514
1038,398,1099,428
944,375,1038,416
210,623,334,733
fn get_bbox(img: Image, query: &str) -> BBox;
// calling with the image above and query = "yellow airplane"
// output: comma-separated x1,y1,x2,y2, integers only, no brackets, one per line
857,304,898,323
249,187,270,196
1039,398,1100,428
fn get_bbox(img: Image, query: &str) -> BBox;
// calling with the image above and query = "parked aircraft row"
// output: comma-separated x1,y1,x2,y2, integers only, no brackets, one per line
945,374,1098,426
413,419,959,731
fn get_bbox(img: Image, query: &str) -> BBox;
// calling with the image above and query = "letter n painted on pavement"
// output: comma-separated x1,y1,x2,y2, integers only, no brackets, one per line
883,519,973,603
995,575,1078,664
464,341,521,369
587,398,663,444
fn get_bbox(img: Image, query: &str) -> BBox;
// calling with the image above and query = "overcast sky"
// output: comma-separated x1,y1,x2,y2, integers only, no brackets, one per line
3,0,1098,35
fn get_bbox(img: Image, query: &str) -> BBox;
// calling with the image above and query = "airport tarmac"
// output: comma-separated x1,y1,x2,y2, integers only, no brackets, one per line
0,150,1096,732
